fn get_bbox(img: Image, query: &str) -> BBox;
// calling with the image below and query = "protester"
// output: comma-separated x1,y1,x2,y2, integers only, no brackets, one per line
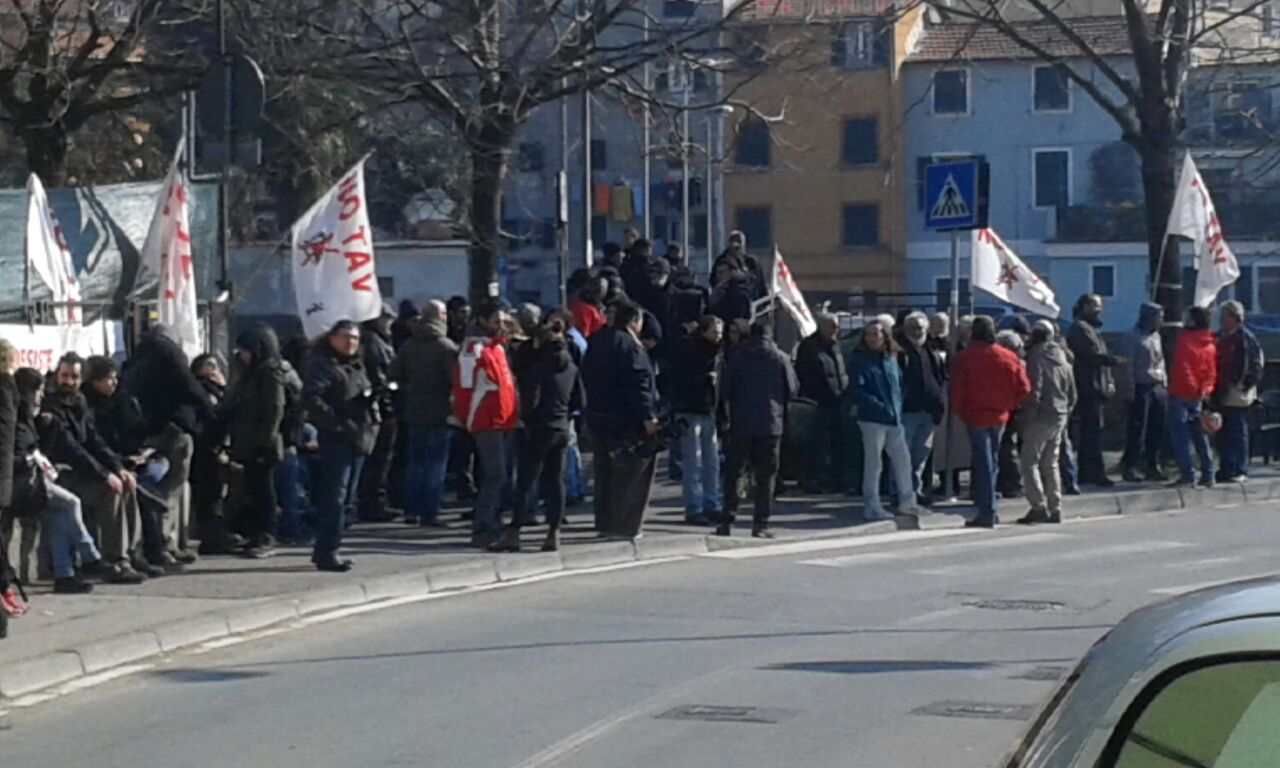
224,326,287,558
1168,307,1219,488
303,321,378,572
669,315,724,524
795,313,849,493
1117,303,1168,482
582,301,659,542
995,329,1027,499
272,347,309,544
357,304,398,522
710,263,754,324
445,296,471,346
1017,321,1077,525
602,240,625,270
1067,294,1125,488
389,299,458,528
391,299,420,350
950,316,1031,528
927,312,951,356
491,314,585,553
453,301,518,549
189,354,238,553
569,276,608,339
662,244,683,267
849,319,922,523
1215,301,1263,482
620,238,656,299
669,266,709,330
898,311,946,503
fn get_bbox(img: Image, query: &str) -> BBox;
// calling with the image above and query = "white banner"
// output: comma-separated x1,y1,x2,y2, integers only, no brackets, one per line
971,228,1060,318
25,174,82,323
770,248,817,337
141,141,202,359
290,158,382,338
1165,153,1240,308
0,319,122,372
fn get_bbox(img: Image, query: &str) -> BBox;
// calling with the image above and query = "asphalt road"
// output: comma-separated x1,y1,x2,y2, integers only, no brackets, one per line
5,501,1279,768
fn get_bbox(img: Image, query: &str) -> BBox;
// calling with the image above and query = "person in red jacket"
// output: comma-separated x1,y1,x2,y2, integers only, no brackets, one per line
1167,306,1218,488
568,277,608,339
949,315,1031,528
453,300,519,548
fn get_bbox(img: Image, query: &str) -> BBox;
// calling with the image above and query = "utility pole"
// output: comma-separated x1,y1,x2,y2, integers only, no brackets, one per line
583,88,593,268
705,117,713,266
680,76,690,264
558,83,570,305
642,16,651,240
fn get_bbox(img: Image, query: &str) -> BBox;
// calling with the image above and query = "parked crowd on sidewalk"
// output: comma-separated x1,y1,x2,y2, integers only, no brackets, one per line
0,230,1269,639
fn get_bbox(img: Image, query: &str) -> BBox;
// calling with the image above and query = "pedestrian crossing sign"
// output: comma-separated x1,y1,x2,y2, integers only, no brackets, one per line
925,159,986,231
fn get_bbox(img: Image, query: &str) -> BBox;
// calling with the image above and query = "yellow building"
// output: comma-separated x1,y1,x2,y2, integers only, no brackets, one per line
724,0,922,304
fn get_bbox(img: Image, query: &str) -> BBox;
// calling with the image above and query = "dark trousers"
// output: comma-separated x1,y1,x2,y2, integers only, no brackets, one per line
1075,397,1107,483
1219,406,1251,478
191,443,228,539
723,433,781,529
387,420,410,510
242,458,280,543
136,487,168,562
447,426,476,494
1122,384,1166,472
805,402,846,492
996,421,1022,495
358,419,398,518
591,429,656,539
312,438,365,563
513,429,570,532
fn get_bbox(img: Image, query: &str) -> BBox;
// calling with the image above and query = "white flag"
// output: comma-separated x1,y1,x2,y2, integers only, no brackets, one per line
25,174,82,323
770,247,817,337
290,158,382,338
141,141,202,359
1165,153,1239,308
971,228,1060,318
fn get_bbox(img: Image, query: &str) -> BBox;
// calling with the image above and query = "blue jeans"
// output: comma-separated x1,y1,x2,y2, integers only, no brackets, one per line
565,424,586,500
1168,396,1213,482
677,413,721,515
902,412,935,495
967,425,1004,519
46,482,101,579
1219,406,1250,478
275,448,305,539
406,426,452,524
312,437,365,563
1059,431,1078,489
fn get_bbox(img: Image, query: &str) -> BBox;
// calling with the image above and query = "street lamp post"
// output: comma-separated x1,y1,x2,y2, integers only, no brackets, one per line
680,81,690,266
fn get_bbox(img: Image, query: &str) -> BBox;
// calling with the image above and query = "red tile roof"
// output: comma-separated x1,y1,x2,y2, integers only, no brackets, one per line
907,16,1133,62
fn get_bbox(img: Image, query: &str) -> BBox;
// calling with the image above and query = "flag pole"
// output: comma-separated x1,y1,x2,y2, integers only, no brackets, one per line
942,228,960,502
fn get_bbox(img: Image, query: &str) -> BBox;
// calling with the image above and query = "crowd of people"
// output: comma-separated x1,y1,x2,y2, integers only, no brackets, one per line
0,226,1268,638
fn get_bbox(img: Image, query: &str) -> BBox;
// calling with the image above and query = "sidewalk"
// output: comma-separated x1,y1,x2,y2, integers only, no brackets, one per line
3,463,1278,700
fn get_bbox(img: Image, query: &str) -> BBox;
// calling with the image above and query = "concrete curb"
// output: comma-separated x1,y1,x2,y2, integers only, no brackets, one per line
0,479,1268,702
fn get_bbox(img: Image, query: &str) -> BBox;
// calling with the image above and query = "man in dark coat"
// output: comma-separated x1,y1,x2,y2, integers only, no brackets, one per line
225,326,287,558
1066,294,1125,488
620,238,656,300
357,305,399,522
795,313,849,493
0,342,14,632
581,301,659,541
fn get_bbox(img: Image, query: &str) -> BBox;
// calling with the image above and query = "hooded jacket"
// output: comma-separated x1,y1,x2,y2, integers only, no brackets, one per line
452,331,518,433
225,326,287,463
710,276,754,324
722,335,798,437
1067,316,1119,401
1117,302,1167,400
1023,341,1078,421
42,386,124,481
120,325,211,437
390,315,458,429
849,348,904,426
568,297,606,338
950,341,1031,429
517,339,586,432
303,341,378,454
1170,330,1218,402
796,333,849,406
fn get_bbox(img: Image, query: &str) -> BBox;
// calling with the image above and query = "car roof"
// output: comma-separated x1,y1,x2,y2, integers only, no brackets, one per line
1017,577,1280,768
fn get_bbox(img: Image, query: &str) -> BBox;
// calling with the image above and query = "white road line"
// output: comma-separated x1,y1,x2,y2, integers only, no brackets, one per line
1167,556,1242,570
800,532,1070,568
5,664,154,710
912,540,1192,577
705,528,981,560
1151,573,1280,596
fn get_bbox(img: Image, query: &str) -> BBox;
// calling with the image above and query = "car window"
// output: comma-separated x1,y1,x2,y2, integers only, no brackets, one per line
1105,659,1280,768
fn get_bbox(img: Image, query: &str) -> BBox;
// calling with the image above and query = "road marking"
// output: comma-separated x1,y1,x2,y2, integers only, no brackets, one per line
5,664,154,710
1167,556,1242,570
800,532,1069,568
1151,573,1280,595
912,540,1192,577
705,528,981,560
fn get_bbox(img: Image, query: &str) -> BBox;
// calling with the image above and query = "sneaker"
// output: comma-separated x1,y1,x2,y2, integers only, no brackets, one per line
150,552,186,573
488,527,522,553
864,508,895,522
1017,508,1051,525
964,516,997,529
1121,468,1143,483
684,511,711,526
245,543,277,559
102,564,147,584
54,577,94,595
1218,474,1246,484
131,559,165,578
1145,467,1169,482
1198,476,1215,489
314,558,353,573
171,549,198,565
468,532,498,550
1063,485,1082,496
751,527,775,539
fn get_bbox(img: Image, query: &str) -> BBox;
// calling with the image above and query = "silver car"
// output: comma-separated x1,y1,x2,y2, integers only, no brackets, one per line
1004,576,1280,767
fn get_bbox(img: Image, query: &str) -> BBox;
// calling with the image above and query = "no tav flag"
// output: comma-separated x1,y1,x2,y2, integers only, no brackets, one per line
1165,152,1239,308
25,173,82,323
770,248,817,337
290,158,382,338
141,140,202,359
971,228,1060,318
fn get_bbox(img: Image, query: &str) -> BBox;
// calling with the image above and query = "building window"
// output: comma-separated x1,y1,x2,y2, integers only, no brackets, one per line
933,70,968,115
377,277,394,298
735,206,772,250
1090,264,1115,298
1265,2,1280,37
663,0,696,17
517,142,544,172
935,277,971,312
590,138,608,171
842,118,878,166
1033,66,1071,112
830,22,888,70
1033,149,1071,208
1258,266,1280,313
842,204,879,248
1215,80,1273,141
735,118,770,168
591,215,607,247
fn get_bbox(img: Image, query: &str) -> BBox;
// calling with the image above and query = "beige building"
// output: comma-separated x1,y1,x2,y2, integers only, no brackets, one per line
724,0,923,303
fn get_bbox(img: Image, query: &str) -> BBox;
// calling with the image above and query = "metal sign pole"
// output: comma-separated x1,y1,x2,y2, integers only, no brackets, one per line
943,227,960,501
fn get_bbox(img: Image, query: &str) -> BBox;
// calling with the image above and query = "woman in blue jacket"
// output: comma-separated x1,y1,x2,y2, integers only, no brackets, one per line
849,320,922,522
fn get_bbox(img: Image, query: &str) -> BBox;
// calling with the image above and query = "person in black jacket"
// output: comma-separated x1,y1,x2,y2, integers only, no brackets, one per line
0,343,15,610
225,326,287,558
710,263,754,324
581,301,659,541
1066,294,1125,488
357,306,399,523
899,312,947,503
490,315,585,553
620,238,656,300
669,316,724,524
795,314,849,493
304,321,378,572
189,354,241,554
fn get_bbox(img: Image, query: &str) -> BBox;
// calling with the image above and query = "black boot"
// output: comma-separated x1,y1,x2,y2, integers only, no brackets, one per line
488,527,522,553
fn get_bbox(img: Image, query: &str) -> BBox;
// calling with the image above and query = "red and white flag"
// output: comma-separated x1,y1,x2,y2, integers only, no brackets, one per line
290,158,382,338
141,141,202,358
769,247,816,337
25,174,82,323
1165,152,1239,307
971,227,1060,318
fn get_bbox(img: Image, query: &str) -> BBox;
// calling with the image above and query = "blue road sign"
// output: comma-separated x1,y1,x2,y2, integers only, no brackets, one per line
925,160,980,231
